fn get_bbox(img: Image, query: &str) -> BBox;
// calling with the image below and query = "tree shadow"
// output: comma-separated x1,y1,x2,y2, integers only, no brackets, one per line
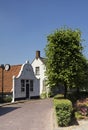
70,110,79,126
0,106,20,116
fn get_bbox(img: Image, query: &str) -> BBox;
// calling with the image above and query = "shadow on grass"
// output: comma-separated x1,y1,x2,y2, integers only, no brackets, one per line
0,106,20,116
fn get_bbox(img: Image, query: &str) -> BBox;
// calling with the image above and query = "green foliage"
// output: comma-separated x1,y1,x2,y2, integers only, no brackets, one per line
75,111,84,120
67,91,88,103
54,99,73,126
47,91,53,97
54,94,64,99
0,95,12,103
74,98,88,119
67,92,79,103
40,92,47,99
3,96,12,103
45,27,88,97
80,60,88,90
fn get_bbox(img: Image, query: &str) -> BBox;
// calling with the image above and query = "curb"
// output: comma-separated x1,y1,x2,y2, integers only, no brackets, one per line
53,108,58,129
0,100,29,107
0,98,49,107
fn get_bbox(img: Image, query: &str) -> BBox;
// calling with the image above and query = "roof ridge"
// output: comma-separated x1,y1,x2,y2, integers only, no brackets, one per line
11,64,22,67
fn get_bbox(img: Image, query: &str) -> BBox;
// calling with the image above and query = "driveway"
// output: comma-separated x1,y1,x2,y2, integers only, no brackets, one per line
0,99,54,130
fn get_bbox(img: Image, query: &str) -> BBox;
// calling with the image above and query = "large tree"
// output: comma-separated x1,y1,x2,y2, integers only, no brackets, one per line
45,27,88,98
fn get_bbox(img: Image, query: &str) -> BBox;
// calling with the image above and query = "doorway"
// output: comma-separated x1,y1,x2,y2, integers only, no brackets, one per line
26,80,30,98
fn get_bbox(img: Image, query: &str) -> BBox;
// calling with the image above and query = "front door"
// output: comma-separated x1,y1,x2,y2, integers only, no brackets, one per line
26,82,30,98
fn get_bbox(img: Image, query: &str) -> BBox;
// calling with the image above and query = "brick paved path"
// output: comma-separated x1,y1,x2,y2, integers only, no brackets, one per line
0,99,54,130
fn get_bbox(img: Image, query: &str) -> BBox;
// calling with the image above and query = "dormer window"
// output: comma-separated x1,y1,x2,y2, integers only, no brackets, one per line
35,67,40,75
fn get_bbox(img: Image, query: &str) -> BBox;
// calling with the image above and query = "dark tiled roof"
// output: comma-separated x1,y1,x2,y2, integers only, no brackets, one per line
0,65,21,93
39,57,46,64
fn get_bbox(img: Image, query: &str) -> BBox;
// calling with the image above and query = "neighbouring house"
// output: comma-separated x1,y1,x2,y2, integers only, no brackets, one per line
32,51,48,96
0,64,21,97
12,61,40,102
31,51,65,96
0,51,48,102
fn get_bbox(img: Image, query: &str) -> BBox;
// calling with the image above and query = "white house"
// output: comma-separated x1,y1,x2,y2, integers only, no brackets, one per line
31,51,64,96
0,51,48,102
31,51,48,96
12,61,40,102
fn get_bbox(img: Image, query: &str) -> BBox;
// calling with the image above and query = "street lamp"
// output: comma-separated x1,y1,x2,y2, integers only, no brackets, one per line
0,64,10,103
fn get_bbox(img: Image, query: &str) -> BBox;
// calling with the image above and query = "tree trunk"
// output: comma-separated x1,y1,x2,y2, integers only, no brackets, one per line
77,86,80,99
77,86,79,93
64,84,67,99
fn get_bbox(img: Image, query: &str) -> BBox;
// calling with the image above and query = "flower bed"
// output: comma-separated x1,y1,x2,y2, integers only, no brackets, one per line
74,98,88,119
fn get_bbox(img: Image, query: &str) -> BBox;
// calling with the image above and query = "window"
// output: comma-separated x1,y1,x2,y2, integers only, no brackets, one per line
35,67,40,75
21,79,25,92
30,80,33,91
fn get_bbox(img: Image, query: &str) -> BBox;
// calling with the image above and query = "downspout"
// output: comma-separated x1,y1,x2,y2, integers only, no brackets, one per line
12,76,16,102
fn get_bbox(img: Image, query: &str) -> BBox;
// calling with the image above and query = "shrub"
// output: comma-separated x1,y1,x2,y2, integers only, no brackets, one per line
54,94,64,99
40,92,47,99
3,96,12,103
79,106,88,116
54,99,73,127
74,98,88,119
0,95,12,103
75,111,84,120
47,91,52,97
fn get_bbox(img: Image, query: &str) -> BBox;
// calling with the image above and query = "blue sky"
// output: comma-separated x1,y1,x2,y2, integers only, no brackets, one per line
0,0,88,65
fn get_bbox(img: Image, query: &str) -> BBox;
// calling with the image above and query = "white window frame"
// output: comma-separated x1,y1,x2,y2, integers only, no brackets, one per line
30,80,33,91
21,79,25,92
35,67,40,75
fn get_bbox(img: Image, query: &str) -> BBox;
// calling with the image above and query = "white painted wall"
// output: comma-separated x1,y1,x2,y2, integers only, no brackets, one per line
12,61,40,102
32,58,46,94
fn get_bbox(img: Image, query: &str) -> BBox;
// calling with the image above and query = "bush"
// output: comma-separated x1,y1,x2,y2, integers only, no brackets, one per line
75,111,84,120
54,94,64,99
74,98,88,119
54,99,73,127
3,96,12,103
0,96,12,103
40,92,47,99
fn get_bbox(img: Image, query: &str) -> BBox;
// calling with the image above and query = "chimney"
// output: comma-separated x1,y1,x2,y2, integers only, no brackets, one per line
36,50,40,59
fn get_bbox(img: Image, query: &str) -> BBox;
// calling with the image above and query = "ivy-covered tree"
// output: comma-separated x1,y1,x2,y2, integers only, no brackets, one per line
45,27,88,98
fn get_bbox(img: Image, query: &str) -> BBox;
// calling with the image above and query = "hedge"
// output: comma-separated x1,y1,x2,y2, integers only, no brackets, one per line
54,94,64,99
54,99,73,127
0,96,12,103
